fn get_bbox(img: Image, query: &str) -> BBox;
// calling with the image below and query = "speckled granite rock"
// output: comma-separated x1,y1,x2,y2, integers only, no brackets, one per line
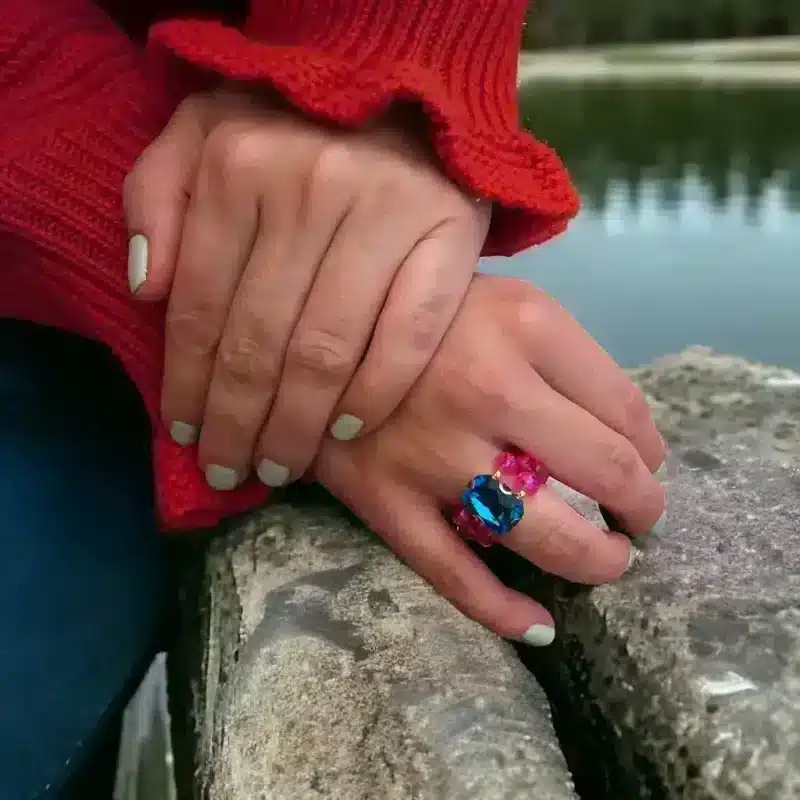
505,349,800,800
629,346,800,466
168,490,577,800
533,447,800,800
166,348,800,800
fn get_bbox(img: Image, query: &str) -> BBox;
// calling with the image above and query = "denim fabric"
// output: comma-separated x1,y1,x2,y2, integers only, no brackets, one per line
0,321,170,799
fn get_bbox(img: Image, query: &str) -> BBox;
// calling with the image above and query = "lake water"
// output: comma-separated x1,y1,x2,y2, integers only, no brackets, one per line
482,84,800,370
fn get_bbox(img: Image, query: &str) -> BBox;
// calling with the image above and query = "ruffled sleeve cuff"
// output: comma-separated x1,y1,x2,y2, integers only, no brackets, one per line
149,0,580,256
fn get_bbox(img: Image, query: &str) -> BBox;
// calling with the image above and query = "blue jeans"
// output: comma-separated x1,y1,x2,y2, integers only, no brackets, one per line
0,321,171,799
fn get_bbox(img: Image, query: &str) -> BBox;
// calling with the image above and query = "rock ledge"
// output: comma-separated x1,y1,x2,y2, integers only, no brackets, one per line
166,349,800,800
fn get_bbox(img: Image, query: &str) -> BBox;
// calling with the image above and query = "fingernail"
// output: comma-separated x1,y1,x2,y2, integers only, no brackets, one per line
520,624,556,647
128,234,148,293
256,458,290,487
206,464,240,491
650,509,667,536
170,420,198,446
330,414,364,441
602,505,666,538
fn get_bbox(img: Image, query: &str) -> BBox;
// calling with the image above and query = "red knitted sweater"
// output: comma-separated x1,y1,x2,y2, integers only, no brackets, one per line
0,0,578,530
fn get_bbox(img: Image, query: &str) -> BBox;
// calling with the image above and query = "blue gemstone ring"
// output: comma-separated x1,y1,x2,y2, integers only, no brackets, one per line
451,449,550,548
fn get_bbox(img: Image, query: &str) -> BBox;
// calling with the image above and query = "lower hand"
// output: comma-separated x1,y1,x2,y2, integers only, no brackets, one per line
315,276,666,644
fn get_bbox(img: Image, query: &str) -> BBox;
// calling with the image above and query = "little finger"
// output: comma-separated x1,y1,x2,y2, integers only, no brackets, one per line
330,228,477,441
317,455,556,647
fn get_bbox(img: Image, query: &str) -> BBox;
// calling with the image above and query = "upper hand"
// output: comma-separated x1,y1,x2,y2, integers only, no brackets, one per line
314,275,666,644
124,89,490,490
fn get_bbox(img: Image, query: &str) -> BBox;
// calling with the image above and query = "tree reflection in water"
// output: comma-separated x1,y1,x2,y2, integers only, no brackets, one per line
521,84,800,219
485,84,799,369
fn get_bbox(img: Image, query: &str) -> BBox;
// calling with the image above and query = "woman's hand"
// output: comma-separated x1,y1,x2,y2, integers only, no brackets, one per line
314,275,666,645
123,89,490,490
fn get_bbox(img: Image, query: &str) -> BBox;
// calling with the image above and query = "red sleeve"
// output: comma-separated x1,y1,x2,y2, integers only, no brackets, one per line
0,0,268,529
149,0,580,256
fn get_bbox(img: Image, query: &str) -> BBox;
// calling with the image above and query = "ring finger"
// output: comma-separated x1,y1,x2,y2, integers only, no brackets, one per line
395,427,635,585
160,150,259,446
195,183,347,487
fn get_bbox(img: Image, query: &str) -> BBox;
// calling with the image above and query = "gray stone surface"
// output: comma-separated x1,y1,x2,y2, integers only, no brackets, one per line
512,350,800,800
163,347,800,800
168,492,577,800
629,346,800,465
542,447,800,800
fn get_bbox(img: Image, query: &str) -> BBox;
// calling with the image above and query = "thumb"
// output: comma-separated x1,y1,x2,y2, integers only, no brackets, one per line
124,98,209,302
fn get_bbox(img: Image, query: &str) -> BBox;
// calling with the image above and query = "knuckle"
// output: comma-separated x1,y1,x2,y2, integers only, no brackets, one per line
166,303,221,357
175,93,207,120
597,437,642,498
618,382,654,435
309,140,357,193
516,283,556,329
541,516,593,574
204,122,265,182
217,334,279,388
287,329,357,383
201,404,251,444
461,361,513,417
375,166,416,203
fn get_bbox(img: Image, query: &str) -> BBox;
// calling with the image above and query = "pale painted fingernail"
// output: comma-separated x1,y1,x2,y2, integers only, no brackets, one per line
206,465,240,491
330,414,364,441
520,624,556,647
170,421,198,446
128,234,148,293
650,510,667,536
256,458,290,487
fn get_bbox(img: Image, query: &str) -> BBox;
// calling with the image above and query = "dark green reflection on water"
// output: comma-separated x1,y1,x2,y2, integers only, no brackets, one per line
483,84,800,369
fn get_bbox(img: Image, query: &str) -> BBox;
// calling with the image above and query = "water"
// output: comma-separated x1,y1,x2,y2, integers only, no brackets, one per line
483,83,800,369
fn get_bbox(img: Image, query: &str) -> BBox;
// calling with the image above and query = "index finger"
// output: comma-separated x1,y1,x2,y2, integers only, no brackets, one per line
123,97,211,301
519,293,666,473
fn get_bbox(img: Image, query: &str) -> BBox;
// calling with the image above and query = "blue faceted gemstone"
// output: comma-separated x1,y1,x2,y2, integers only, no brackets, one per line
461,474,524,535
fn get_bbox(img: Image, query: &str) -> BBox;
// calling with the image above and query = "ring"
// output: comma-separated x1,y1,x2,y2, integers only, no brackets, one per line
450,448,550,548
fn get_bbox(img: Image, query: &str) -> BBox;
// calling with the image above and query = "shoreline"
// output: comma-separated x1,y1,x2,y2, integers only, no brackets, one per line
518,36,800,85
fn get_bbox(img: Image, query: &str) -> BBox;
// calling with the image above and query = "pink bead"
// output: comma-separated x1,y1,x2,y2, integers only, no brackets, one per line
496,452,519,474
520,473,544,493
451,504,496,548
451,449,550,548
495,448,549,496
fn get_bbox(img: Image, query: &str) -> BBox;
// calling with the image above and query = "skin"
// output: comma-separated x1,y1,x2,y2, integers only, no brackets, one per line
124,89,490,491
125,92,666,643
314,275,666,642
315,276,665,640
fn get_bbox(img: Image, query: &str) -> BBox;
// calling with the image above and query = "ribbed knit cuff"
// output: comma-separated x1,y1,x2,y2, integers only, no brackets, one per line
149,0,580,255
